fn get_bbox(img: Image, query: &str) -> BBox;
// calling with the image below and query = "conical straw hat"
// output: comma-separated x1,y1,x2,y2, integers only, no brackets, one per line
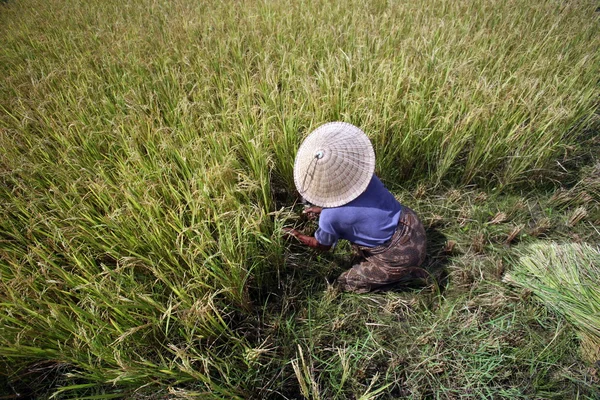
293,122,375,208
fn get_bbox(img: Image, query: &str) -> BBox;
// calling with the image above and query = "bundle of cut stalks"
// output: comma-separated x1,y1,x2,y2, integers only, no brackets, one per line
504,242,600,363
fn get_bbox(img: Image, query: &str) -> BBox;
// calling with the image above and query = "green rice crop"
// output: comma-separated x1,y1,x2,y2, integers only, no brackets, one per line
1,0,599,397
2,0,598,189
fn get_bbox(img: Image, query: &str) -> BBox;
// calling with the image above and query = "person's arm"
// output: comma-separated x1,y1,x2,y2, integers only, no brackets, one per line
282,228,332,251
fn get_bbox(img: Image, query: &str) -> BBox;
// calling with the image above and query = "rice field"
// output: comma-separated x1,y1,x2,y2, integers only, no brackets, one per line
1,0,599,398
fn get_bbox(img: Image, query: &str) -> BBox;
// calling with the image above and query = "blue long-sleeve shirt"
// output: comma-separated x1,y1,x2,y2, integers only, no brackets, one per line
315,176,402,247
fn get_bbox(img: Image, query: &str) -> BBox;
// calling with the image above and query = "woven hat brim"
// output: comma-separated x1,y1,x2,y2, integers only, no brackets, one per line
293,122,375,208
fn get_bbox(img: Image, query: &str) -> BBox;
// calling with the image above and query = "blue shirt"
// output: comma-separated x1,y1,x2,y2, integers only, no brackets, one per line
315,176,403,247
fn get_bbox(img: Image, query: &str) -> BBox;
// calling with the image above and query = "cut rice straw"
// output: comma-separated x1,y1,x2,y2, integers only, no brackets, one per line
505,242,600,362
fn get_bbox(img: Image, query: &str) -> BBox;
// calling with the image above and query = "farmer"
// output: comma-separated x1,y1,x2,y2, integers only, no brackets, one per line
283,122,428,293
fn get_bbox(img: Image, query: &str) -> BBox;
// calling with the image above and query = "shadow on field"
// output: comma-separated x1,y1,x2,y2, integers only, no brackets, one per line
0,360,73,400
422,227,451,293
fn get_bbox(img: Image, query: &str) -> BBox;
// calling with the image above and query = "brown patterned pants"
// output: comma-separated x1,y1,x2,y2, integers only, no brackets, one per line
337,207,428,293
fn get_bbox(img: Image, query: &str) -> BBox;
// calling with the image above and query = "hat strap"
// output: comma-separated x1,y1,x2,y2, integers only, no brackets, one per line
299,152,322,196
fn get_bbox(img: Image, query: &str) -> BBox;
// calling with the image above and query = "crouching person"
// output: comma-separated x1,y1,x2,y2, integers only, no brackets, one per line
283,122,428,293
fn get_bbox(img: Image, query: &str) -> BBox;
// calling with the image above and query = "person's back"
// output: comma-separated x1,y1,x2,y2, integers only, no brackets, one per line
316,176,402,247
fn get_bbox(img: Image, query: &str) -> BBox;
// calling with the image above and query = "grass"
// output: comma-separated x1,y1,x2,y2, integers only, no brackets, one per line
1,0,599,398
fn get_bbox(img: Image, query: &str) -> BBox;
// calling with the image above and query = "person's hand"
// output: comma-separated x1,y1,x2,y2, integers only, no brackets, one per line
302,206,322,220
282,227,300,239
282,227,331,251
